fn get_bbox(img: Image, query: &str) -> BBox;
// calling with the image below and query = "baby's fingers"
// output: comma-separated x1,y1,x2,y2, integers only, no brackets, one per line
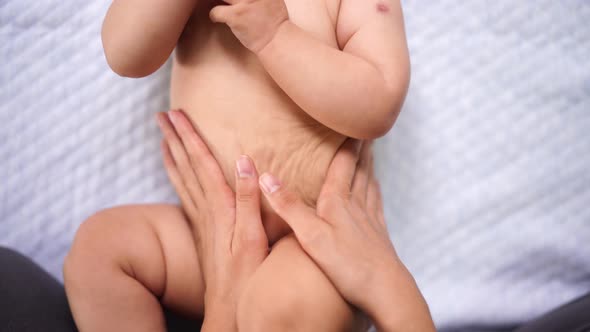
209,5,233,24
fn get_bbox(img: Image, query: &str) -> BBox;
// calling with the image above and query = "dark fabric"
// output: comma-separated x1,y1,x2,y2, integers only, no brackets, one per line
0,247,201,332
1,247,588,332
514,293,590,332
0,247,77,332
443,325,516,332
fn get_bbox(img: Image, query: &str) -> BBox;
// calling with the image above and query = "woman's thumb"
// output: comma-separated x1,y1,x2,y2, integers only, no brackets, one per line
259,173,324,242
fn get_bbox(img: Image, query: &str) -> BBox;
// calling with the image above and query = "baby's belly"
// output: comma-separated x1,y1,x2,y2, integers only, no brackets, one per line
171,61,346,243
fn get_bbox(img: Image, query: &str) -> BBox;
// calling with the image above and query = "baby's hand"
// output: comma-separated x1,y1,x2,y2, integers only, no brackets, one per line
210,0,289,53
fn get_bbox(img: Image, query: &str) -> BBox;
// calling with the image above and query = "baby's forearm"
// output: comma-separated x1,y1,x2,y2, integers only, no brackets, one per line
102,0,197,78
257,20,405,139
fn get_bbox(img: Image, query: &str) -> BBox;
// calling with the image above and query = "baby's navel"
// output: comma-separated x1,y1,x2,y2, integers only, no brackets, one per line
376,2,390,13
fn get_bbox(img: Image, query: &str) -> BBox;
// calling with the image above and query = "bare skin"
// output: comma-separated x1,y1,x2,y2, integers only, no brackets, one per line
260,143,437,332
159,114,270,332
64,0,410,331
102,0,410,239
157,115,434,331
159,109,368,331
64,111,366,332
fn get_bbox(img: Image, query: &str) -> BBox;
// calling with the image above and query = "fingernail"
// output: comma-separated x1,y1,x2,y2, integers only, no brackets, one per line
260,173,281,194
236,155,254,178
168,110,179,126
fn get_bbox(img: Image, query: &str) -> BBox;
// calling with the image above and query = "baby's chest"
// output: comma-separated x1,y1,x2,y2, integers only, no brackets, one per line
283,0,340,47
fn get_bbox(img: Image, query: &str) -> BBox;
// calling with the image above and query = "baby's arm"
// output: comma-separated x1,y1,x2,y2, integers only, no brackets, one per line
258,0,410,139
102,0,197,78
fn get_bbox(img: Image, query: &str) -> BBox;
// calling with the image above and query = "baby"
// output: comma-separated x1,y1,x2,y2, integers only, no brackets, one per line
64,0,410,331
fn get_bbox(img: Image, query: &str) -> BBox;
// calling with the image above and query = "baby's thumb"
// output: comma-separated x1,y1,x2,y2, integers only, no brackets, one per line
209,5,231,24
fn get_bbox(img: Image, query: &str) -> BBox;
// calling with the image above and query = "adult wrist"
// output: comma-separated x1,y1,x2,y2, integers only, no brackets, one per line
362,262,434,332
201,299,237,332
201,306,236,332
361,261,406,317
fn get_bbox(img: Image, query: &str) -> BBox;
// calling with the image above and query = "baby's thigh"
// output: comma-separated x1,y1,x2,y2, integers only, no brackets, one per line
65,204,204,317
237,234,367,332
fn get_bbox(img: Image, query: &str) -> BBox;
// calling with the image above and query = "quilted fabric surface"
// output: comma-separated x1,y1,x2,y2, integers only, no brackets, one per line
1,1,589,330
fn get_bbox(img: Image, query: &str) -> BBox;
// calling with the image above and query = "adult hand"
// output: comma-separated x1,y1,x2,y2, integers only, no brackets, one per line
258,140,436,332
157,109,268,331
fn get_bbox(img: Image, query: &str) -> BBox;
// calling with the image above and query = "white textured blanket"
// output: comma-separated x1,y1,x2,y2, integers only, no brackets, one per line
1,1,589,330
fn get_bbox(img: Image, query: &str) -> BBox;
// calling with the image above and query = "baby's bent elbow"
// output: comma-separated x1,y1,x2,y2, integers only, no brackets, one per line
366,71,410,139
101,28,160,78
357,94,403,139
366,113,398,139
102,40,152,78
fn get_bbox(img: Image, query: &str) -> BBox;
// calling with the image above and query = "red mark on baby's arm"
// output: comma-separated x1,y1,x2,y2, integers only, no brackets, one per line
376,1,390,13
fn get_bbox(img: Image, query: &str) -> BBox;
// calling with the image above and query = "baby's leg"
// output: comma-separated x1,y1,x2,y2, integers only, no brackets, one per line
63,204,204,332
237,234,369,332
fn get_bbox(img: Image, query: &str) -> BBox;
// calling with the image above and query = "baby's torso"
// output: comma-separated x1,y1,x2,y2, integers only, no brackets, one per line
171,0,346,242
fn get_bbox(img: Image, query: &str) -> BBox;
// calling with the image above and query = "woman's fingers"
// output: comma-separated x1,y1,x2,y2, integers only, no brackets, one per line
365,179,384,229
319,139,362,200
157,112,205,206
364,148,387,230
167,109,234,208
361,145,384,230
232,155,267,257
367,156,387,229
351,141,373,208
374,181,386,228
259,173,331,253
366,174,387,231
161,140,202,235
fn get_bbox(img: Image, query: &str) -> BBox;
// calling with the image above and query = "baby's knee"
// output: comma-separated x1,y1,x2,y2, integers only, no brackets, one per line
63,206,166,297
64,208,125,288
236,235,364,332
236,277,307,332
